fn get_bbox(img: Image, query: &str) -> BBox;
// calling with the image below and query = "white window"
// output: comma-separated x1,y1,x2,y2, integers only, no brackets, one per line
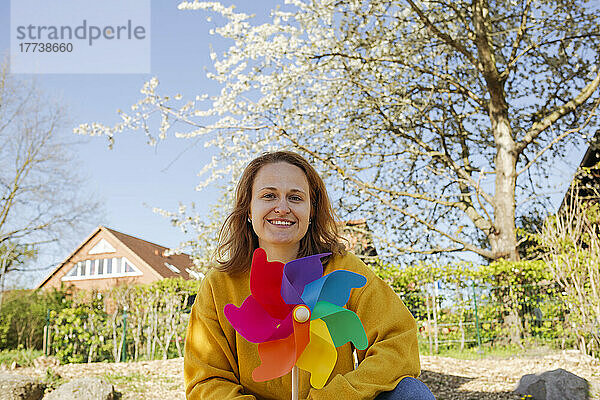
65,264,78,277
165,263,180,274
186,268,204,280
62,256,142,281
88,239,116,254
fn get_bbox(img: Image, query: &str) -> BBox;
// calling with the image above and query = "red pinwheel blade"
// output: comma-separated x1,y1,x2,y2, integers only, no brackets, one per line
250,248,293,319
252,319,310,382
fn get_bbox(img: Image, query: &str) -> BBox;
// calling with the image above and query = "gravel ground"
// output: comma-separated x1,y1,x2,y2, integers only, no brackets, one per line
14,350,599,399
420,350,599,399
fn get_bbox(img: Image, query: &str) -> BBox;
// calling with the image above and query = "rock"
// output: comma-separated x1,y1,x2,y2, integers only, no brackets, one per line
43,377,116,400
515,368,589,400
0,372,45,400
32,358,59,370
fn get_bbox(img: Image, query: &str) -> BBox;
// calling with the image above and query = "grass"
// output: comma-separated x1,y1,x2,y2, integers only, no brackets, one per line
418,340,560,360
43,367,66,393
0,348,43,367
102,371,148,394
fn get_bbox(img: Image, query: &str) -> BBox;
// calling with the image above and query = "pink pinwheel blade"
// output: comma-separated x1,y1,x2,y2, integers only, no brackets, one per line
224,295,294,343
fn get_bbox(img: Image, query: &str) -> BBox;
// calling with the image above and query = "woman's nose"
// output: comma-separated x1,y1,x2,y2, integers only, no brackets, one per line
274,198,291,214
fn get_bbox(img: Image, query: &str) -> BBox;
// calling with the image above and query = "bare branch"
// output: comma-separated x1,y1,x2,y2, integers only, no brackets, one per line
405,0,480,69
516,69,600,154
517,97,600,176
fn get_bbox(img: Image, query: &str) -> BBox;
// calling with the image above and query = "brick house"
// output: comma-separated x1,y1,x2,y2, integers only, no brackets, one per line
560,134,600,209
339,219,378,260
37,226,199,291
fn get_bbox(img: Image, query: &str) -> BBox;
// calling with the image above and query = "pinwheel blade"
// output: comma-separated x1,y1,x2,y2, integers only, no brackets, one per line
253,319,310,382
250,248,293,319
311,301,368,350
224,296,294,343
301,270,367,310
296,318,337,389
281,253,330,305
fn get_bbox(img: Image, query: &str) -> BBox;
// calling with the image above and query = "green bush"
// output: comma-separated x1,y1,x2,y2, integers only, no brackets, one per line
49,277,200,364
0,348,43,367
373,258,571,353
0,287,71,350
51,291,111,364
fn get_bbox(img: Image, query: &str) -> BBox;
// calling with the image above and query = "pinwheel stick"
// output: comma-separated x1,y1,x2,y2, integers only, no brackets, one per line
291,305,310,399
291,365,299,400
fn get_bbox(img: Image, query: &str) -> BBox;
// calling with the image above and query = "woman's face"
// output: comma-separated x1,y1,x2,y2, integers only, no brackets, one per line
249,162,311,255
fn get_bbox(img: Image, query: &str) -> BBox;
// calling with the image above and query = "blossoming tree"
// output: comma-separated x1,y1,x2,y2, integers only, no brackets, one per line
77,0,600,263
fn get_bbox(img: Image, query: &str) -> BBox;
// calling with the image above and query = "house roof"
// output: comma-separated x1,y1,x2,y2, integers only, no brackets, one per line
559,134,600,211
103,226,194,280
36,226,195,288
338,219,378,258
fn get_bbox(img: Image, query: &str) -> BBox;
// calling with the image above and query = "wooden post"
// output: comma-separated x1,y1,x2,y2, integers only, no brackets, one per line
425,288,433,354
42,325,47,355
433,282,439,354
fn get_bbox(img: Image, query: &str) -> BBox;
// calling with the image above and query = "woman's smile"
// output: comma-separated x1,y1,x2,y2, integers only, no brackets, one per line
267,218,295,226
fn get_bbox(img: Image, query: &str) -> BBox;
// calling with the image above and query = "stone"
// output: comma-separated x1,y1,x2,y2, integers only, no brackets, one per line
515,368,589,400
0,372,45,400
43,377,116,400
32,357,59,370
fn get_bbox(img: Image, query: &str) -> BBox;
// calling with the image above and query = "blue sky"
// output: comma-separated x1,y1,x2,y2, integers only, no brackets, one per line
1,0,282,287
0,0,588,287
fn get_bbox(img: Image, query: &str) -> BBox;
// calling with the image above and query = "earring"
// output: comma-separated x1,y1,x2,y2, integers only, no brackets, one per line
247,217,252,223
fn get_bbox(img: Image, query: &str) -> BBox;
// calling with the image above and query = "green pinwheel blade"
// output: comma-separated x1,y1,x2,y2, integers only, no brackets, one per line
311,301,368,350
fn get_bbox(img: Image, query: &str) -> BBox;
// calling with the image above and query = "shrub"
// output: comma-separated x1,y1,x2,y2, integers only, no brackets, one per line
0,287,70,350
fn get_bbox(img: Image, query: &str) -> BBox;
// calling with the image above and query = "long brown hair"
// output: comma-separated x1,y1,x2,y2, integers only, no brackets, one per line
216,151,346,273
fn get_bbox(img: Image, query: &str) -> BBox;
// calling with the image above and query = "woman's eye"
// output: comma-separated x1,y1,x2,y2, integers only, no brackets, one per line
262,193,275,199
289,195,302,202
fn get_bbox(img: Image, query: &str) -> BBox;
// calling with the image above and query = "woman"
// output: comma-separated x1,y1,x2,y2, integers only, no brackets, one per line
184,151,435,400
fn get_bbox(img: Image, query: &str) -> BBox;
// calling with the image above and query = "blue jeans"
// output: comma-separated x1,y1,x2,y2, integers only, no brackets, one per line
374,377,435,400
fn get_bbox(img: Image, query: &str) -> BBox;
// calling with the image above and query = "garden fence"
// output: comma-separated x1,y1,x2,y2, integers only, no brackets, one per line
39,281,573,363
407,282,571,353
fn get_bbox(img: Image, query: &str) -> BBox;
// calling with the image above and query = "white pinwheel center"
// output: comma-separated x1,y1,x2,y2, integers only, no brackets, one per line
293,305,311,323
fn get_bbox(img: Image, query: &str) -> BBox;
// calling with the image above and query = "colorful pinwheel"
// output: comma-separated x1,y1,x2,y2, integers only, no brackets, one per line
224,248,368,389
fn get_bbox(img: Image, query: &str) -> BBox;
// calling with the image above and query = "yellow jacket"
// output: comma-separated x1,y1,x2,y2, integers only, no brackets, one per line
184,252,420,400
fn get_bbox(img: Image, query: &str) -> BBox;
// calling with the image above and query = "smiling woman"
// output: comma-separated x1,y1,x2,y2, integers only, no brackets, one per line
214,151,345,275
183,151,435,400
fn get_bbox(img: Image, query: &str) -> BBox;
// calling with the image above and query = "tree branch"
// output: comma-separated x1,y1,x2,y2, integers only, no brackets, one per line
516,69,600,154
405,0,480,69
518,97,600,176
500,0,533,81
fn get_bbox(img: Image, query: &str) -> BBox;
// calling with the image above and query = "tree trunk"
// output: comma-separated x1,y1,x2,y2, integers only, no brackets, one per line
491,135,519,261
490,105,519,261
473,0,520,261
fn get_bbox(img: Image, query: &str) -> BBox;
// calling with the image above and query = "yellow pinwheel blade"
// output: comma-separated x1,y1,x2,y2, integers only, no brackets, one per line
295,318,337,389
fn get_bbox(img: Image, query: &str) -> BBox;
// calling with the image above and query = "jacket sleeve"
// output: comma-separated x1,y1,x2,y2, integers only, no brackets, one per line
306,257,421,400
184,277,257,400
